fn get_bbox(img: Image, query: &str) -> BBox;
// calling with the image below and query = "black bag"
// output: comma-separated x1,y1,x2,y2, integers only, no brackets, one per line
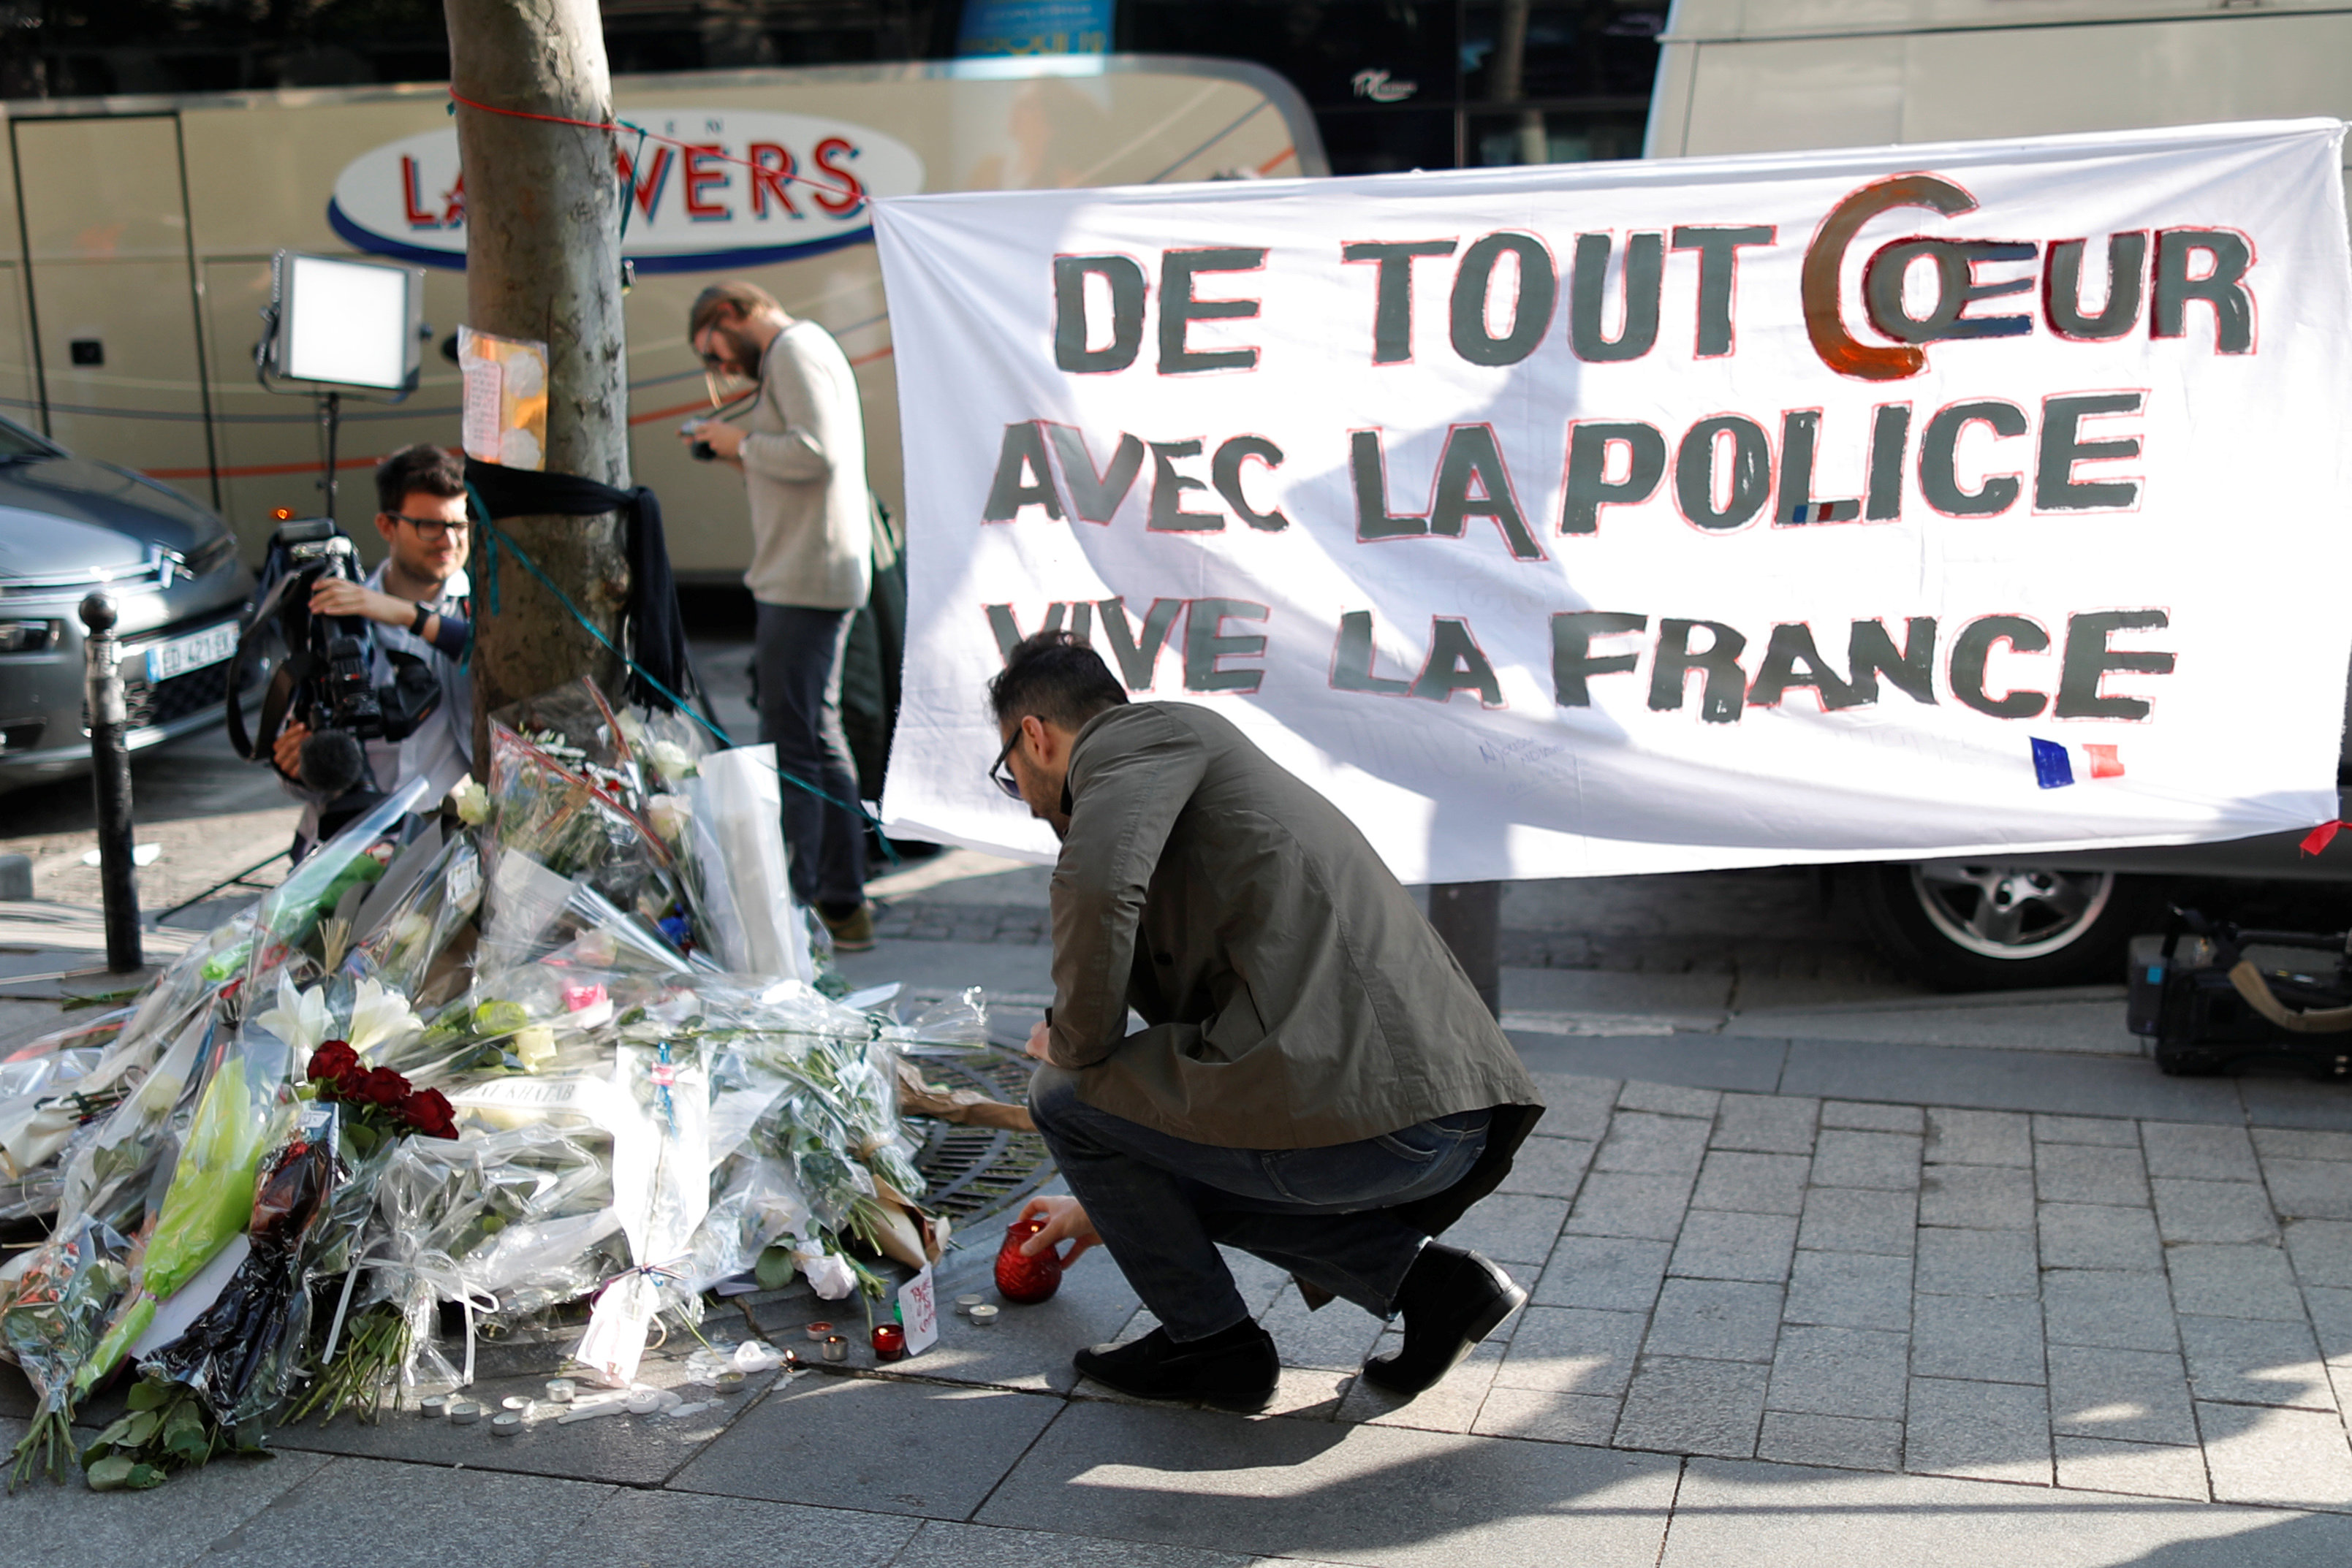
2133,913,2352,1078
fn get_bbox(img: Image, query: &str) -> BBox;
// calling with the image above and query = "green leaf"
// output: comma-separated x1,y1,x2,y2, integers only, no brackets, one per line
114,1410,160,1449
126,1379,168,1412
84,1454,157,1491
161,1406,210,1461
754,1244,794,1292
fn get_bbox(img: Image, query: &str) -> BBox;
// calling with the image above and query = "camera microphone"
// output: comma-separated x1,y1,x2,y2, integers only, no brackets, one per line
298,728,367,798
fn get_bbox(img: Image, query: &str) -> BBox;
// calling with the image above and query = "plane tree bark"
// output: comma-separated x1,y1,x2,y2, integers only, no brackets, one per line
444,0,630,752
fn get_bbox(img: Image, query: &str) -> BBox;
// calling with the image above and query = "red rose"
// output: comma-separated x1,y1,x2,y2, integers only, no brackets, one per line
308,1040,363,1092
401,1088,458,1140
355,1066,413,1109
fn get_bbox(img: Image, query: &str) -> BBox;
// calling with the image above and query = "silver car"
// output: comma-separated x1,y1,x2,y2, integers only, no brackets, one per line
0,415,251,789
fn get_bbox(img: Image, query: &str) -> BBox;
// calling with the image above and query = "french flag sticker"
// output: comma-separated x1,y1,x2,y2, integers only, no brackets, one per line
2031,739,2125,788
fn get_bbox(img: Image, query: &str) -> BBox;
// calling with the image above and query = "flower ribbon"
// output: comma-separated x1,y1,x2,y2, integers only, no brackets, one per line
588,1253,693,1305
320,1245,501,1388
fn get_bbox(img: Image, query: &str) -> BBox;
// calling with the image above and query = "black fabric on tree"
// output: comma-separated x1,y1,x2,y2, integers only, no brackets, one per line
463,457,703,714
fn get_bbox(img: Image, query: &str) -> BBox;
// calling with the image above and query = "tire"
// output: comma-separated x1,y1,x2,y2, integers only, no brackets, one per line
1857,861,2162,992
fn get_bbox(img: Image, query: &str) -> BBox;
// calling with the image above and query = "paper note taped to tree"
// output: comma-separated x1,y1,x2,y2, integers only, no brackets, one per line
872,120,2352,881
458,325,548,472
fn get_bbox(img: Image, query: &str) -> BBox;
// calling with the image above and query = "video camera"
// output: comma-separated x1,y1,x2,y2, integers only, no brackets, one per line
227,515,443,831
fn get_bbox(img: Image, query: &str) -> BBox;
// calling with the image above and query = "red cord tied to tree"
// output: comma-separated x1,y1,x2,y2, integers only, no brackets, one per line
2302,820,2350,856
306,1041,458,1141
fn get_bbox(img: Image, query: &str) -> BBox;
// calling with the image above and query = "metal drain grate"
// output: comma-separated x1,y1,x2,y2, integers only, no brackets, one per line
908,1045,1055,1228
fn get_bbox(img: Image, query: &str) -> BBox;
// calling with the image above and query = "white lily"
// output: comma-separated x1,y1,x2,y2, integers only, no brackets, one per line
252,973,332,1053
346,977,425,1059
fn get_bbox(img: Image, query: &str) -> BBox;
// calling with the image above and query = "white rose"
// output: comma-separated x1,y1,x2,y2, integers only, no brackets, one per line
794,1245,857,1301
647,793,691,841
447,775,490,826
647,740,696,784
512,1025,558,1072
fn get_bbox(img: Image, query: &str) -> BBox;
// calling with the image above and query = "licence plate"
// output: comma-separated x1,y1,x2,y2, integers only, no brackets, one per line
145,620,239,684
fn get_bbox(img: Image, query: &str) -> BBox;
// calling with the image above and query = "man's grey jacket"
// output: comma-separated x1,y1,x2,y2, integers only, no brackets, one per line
1042,701,1544,1230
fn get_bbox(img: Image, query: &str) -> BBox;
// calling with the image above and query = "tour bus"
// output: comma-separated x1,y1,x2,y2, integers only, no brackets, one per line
1643,0,2352,989
0,56,1322,575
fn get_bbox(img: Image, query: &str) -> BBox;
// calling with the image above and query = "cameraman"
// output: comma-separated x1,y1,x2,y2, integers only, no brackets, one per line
274,444,474,857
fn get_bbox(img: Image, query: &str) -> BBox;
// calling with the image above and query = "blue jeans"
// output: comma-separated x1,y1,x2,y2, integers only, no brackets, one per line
1028,1067,1491,1341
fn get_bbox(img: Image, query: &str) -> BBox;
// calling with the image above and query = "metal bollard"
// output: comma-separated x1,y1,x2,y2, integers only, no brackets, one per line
79,593,142,973
1429,880,1501,1019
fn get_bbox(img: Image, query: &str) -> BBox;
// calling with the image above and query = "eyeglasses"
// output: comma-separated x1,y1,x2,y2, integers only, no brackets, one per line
387,512,469,542
692,329,743,375
988,726,1025,801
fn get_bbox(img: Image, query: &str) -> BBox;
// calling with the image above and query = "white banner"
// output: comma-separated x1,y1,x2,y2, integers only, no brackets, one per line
873,120,2352,882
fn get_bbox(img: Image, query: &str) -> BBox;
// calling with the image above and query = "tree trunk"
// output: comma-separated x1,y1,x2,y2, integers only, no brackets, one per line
445,0,629,757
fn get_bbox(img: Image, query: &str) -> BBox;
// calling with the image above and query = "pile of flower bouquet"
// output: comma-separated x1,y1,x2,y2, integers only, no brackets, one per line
0,677,985,1490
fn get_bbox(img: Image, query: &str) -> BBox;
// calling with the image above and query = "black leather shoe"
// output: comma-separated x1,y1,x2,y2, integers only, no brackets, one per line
1074,1321,1279,1412
1360,1242,1527,1396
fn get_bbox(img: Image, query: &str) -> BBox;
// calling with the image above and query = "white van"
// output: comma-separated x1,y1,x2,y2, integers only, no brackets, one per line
1643,0,2352,987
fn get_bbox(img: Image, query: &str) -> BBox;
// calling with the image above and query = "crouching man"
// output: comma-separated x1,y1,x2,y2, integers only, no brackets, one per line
990,632,1544,1410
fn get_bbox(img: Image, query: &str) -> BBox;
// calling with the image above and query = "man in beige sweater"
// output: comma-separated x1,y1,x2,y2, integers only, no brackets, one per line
682,281,875,950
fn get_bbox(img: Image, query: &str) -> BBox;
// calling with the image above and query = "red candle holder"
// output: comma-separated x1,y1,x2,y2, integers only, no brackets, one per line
871,1322,906,1361
995,1217,1064,1304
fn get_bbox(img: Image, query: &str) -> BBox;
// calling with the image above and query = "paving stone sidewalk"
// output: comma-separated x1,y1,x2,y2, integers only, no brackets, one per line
14,1067,2352,1568
1405,1072,2352,1510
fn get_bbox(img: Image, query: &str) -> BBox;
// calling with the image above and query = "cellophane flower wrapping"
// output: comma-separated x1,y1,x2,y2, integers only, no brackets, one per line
2,1216,132,1480
0,674,993,1485
140,1102,340,1428
682,745,814,983
77,1024,297,1398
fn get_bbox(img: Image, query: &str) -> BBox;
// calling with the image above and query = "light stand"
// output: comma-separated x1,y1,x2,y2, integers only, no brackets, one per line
318,390,341,516
252,251,428,518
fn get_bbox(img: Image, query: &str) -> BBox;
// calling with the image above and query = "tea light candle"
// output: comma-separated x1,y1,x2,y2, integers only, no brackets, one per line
955,1295,985,1316
822,1333,848,1363
501,1395,532,1412
544,1379,576,1404
419,1395,450,1418
491,1413,523,1435
447,1400,483,1425
713,1370,747,1395
872,1323,906,1362
805,1321,833,1341
968,1304,1000,1326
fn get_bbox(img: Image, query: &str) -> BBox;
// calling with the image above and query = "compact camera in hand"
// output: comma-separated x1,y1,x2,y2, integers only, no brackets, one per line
680,419,718,462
